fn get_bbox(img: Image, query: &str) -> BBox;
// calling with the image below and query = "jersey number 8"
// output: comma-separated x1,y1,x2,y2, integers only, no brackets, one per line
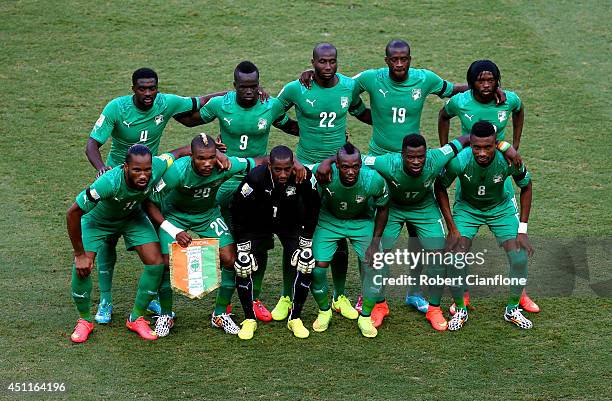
477,185,486,196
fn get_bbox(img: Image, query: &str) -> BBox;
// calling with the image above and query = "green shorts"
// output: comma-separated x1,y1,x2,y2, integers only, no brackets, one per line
81,211,159,253
382,200,446,250
453,198,519,244
313,217,375,262
158,207,234,255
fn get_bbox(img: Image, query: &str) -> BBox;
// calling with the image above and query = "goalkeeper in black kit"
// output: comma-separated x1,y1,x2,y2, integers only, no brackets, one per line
231,145,321,339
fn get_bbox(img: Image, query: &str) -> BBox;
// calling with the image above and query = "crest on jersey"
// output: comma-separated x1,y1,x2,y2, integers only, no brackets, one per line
241,183,253,197
155,179,166,193
497,111,507,122
286,186,296,196
258,118,268,130
493,175,504,184
412,89,421,100
424,178,433,188
355,195,365,203
155,114,164,126
340,96,349,108
95,114,105,127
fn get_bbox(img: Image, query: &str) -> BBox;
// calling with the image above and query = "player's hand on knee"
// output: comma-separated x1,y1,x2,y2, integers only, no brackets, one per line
445,228,461,252
75,253,94,278
517,233,534,257
176,231,192,248
234,251,257,278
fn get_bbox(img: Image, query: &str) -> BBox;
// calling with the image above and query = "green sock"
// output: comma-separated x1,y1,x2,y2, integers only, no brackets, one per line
311,267,330,310
130,264,164,321
71,263,93,322
214,267,235,315
251,252,267,300
427,262,445,306
96,241,117,304
361,297,376,317
281,249,296,298
507,248,528,307
330,245,348,300
361,258,385,303
158,267,173,315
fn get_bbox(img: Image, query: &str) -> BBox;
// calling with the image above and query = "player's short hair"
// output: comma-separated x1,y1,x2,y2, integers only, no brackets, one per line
191,133,216,152
270,145,293,164
234,61,259,81
132,68,158,85
125,144,152,162
471,121,496,138
402,133,426,150
466,60,501,89
313,43,337,59
337,142,360,158
385,39,410,57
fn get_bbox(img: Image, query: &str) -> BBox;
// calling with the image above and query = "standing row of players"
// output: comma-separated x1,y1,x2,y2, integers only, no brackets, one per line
67,39,538,342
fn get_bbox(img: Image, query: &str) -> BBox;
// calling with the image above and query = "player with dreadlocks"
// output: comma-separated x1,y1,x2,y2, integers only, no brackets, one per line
438,60,539,315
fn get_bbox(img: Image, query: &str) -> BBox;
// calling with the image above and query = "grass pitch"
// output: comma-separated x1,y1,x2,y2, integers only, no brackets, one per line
1,1,610,400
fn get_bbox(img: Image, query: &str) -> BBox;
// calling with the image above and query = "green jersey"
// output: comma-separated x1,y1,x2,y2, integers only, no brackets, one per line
354,68,454,155
444,90,521,140
199,92,289,158
90,94,199,167
76,154,174,220
441,148,531,211
278,74,366,163
316,164,389,222
158,156,252,215
364,139,463,208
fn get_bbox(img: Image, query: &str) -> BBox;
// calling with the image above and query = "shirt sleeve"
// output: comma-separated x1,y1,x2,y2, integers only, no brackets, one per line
507,91,522,112
348,80,366,116
276,82,295,110
227,157,251,176
443,95,459,117
198,96,220,123
372,173,390,207
89,100,118,144
154,160,181,196
439,157,461,188
75,172,115,213
425,69,454,98
430,139,464,170
165,94,200,116
351,70,370,94
511,163,531,188
270,98,290,125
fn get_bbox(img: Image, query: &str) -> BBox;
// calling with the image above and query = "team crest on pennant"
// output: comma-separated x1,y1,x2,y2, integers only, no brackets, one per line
258,118,268,130
412,88,422,100
355,195,365,203
286,186,296,196
497,111,507,122
340,96,349,108
170,239,220,299
155,114,164,126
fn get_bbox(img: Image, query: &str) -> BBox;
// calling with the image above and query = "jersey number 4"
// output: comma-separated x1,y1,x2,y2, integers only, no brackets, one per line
319,112,336,127
139,130,148,142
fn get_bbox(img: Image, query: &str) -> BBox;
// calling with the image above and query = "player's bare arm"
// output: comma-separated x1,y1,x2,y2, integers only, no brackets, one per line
434,179,460,252
142,199,192,248
365,204,389,266
273,116,300,136
438,107,452,146
512,104,525,150
66,203,94,278
85,138,111,177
